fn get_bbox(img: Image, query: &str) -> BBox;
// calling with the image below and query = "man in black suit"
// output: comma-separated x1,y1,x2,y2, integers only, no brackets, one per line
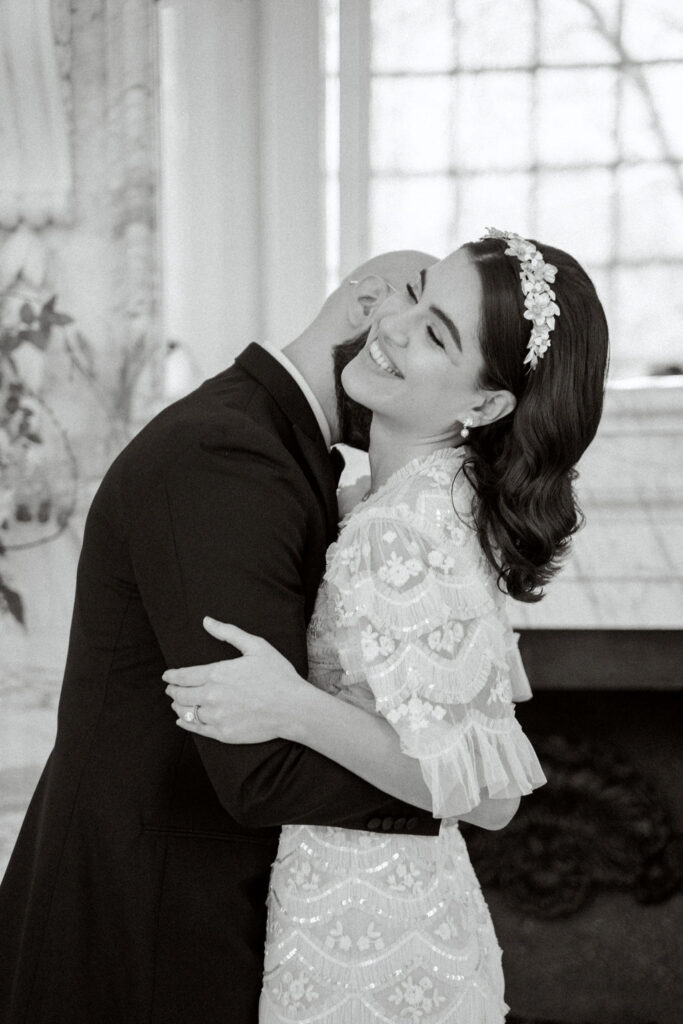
0,252,440,1023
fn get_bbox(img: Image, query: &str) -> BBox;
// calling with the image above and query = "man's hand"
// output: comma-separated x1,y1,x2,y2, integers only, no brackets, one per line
163,617,310,743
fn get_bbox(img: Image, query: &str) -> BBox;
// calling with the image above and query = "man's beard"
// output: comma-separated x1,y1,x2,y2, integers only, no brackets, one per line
332,331,372,451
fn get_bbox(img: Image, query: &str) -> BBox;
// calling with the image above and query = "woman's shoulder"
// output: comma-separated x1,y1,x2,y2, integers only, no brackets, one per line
326,447,501,628
335,447,481,559
357,447,473,529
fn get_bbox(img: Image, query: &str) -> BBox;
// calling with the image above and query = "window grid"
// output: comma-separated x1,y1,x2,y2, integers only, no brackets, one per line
369,17,683,264
327,0,683,377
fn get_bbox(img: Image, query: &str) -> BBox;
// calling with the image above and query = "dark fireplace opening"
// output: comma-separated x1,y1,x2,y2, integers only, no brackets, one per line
462,688,682,1024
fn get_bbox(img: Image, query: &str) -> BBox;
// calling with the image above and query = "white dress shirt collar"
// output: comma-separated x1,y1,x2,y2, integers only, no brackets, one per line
261,343,332,450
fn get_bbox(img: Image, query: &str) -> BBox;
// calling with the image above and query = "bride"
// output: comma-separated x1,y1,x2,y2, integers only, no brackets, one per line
165,229,609,1021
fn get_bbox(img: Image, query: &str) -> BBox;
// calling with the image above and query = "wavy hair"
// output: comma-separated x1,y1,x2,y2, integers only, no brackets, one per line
460,236,609,602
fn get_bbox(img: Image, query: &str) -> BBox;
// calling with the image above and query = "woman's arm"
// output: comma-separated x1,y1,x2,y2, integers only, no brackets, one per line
285,682,434,811
288,684,518,827
287,684,519,828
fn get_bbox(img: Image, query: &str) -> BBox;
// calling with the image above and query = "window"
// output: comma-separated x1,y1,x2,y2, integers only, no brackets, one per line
325,0,683,379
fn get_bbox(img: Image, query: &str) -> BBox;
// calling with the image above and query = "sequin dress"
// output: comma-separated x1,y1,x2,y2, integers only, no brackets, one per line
259,448,546,1024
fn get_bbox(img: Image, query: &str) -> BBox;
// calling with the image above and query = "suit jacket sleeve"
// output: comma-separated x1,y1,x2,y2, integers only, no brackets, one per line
128,412,439,834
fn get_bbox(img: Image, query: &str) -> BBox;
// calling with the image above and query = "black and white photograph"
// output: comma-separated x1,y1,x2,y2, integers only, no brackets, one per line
0,1,681,1022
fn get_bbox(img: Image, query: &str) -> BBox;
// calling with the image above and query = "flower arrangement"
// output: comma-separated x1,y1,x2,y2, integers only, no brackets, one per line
0,294,79,623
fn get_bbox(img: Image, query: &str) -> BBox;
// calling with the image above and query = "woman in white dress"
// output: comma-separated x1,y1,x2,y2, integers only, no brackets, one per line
166,230,609,1022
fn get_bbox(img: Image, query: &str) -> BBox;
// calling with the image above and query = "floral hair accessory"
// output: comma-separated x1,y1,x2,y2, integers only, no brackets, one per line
483,227,560,370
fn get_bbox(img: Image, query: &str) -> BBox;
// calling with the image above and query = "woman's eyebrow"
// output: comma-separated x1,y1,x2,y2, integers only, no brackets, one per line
422,267,462,352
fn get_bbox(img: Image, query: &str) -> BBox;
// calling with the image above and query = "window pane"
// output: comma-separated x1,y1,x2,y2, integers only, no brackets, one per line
370,175,457,255
539,0,620,66
620,74,662,161
457,72,532,171
614,264,683,376
371,0,455,72
371,76,455,173
585,264,612,310
622,0,683,61
537,68,618,166
619,164,683,260
456,0,534,69
644,65,683,161
455,172,531,243
330,0,683,379
537,169,615,264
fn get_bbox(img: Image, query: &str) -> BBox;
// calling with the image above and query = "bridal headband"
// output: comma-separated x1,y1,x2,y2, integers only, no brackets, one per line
483,227,560,370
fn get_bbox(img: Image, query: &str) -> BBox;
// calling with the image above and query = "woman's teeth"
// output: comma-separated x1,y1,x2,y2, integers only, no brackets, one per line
369,339,401,377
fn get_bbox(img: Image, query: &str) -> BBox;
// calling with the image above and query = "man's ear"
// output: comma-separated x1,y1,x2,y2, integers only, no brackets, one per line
471,389,517,428
346,275,392,329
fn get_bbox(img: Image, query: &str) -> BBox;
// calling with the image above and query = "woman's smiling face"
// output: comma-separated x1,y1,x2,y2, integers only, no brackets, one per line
341,247,486,445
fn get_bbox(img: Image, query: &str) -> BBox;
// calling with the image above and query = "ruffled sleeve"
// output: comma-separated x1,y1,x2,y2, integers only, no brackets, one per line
326,485,546,819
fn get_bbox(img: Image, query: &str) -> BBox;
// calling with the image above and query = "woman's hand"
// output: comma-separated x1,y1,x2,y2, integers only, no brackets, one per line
163,617,310,743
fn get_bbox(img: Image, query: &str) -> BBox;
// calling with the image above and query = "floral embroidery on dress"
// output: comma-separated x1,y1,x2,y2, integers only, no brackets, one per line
337,540,361,571
386,695,447,731
427,548,455,573
386,861,425,894
433,916,460,942
427,623,465,653
270,971,319,1011
286,857,320,892
357,922,385,952
325,920,352,952
387,976,446,1020
487,674,513,705
424,465,452,486
378,550,423,588
360,624,396,662
447,522,467,546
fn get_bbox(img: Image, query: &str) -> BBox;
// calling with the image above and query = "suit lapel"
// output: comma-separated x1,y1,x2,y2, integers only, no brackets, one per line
235,344,339,540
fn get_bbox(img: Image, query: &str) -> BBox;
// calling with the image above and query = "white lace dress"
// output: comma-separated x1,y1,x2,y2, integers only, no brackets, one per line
259,448,547,1024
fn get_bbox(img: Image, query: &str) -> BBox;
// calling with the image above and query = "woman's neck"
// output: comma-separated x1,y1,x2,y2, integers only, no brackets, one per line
367,421,461,494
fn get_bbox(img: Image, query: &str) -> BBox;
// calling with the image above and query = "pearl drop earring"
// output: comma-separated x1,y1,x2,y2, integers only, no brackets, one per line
460,416,473,439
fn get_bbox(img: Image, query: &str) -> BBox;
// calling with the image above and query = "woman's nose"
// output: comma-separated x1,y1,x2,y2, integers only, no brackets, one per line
380,312,411,348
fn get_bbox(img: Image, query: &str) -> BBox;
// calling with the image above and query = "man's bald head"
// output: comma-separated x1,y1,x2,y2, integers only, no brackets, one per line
321,249,439,322
342,249,438,286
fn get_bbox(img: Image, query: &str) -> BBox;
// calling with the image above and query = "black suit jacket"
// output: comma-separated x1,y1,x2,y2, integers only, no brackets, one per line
0,345,439,1024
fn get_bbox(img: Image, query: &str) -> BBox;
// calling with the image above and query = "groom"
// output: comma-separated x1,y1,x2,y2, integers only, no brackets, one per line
0,252,439,1023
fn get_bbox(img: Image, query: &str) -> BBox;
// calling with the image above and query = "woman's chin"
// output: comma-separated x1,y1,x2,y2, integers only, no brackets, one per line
341,349,398,411
340,359,373,409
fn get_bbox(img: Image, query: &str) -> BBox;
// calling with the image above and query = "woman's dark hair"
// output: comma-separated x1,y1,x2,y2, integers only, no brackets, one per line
460,235,609,602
